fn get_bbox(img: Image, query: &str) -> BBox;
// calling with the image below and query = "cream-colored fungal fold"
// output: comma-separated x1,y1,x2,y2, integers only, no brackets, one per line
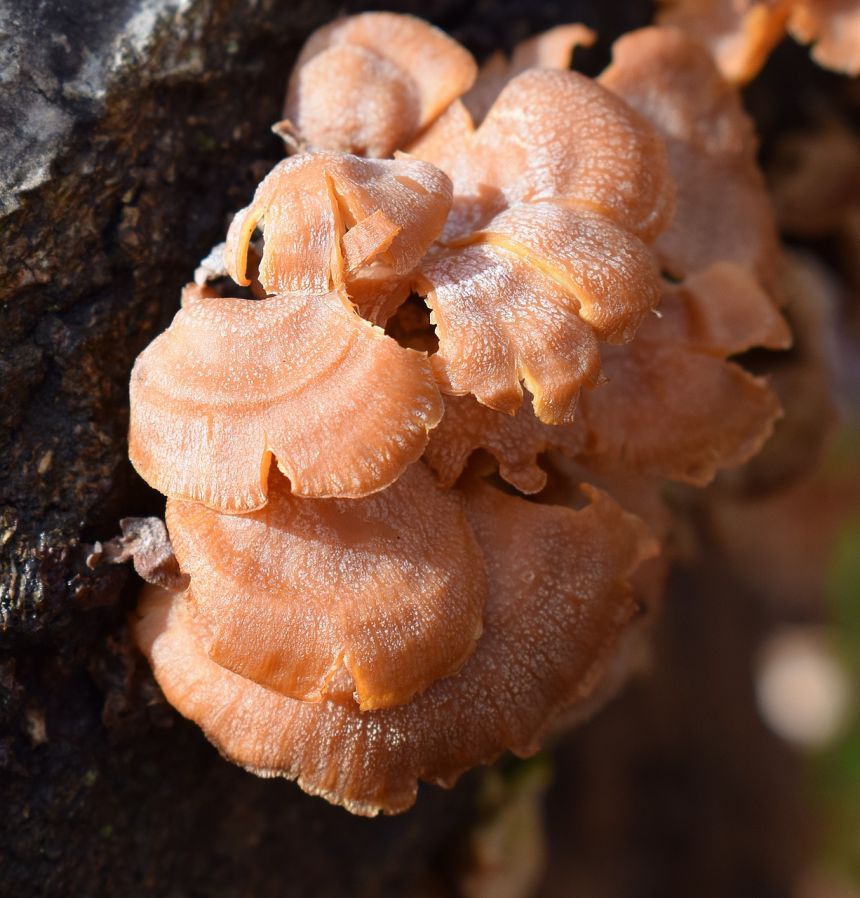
166,464,486,711
658,0,860,80
135,482,656,816
463,24,596,123
408,68,673,421
128,289,442,511
574,264,789,485
601,26,780,295
284,12,477,158
224,151,452,312
425,395,584,494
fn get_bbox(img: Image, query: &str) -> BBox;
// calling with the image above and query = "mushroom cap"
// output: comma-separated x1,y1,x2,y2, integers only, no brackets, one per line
135,481,656,816
284,12,477,157
601,27,780,291
406,69,673,421
167,463,487,711
224,151,452,304
129,289,442,511
425,395,584,494
417,240,604,423
574,265,787,485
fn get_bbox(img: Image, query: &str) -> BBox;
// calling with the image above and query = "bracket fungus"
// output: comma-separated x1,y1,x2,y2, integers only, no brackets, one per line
128,12,794,815
136,482,656,816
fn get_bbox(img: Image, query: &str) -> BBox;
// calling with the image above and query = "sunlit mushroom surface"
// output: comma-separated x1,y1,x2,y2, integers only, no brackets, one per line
136,483,655,815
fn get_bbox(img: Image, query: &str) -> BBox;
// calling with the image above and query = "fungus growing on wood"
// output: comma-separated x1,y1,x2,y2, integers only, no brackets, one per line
135,482,656,816
283,12,477,157
166,463,486,710
129,288,442,510
126,13,796,818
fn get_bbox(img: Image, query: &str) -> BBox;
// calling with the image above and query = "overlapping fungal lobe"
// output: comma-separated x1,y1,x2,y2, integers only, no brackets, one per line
408,68,674,422
135,482,656,816
573,263,790,485
601,27,780,295
225,151,452,317
283,12,477,158
167,464,486,711
424,395,584,494
128,289,442,511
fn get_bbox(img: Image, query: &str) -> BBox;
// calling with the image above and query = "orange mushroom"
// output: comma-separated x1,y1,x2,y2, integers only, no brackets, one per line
166,463,487,711
283,12,477,158
129,288,442,511
135,481,656,816
408,68,674,422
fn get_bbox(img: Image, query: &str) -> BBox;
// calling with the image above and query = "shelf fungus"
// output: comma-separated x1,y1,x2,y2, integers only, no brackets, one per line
135,481,656,816
128,13,793,816
129,288,442,510
166,464,486,710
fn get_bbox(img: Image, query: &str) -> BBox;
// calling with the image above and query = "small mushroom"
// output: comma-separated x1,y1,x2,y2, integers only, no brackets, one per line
135,481,656,816
129,288,442,511
166,463,487,710
283,12,478,158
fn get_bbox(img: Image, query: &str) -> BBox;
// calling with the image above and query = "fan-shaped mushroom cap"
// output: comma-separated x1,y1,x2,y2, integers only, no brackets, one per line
425,395,584,494
574,264,787,485
135,482,656,816
129,289,442,511
407,69,673,420
601,27,780,294
224,151,452,305
167,463,486,711
417,241,604,423
463,24,596,124
284,13,477,158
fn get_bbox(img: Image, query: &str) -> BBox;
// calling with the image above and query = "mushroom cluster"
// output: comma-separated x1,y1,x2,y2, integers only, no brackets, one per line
130,14,789,815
